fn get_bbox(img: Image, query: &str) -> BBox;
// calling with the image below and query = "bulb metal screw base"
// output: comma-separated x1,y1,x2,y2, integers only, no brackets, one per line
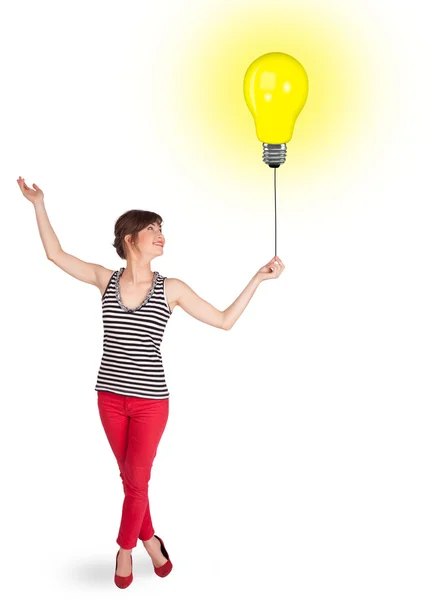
263,143,287,168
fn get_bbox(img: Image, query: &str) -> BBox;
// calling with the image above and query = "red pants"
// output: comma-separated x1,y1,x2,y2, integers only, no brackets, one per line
97,391,169,549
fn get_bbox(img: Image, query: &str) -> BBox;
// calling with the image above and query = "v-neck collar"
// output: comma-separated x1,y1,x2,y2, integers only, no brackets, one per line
115,268,159,313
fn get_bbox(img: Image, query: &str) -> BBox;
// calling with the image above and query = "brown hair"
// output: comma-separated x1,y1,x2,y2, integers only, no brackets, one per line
112,209,163,260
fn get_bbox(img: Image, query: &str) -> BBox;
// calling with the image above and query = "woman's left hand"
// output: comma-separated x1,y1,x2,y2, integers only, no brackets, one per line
256,256,285,281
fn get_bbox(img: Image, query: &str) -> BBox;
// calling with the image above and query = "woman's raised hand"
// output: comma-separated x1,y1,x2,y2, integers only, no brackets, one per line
256,256,285,281
17,176,44,205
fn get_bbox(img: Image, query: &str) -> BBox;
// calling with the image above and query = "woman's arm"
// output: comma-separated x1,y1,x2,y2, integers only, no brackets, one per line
221,274,262,330
171,279,226,329
172,273,262,330
32,193,61,259
173,256,284,330
49,249,113,290
18,177,111,290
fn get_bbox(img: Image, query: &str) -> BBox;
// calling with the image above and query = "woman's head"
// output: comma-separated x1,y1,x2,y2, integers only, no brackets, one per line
113,209,164,260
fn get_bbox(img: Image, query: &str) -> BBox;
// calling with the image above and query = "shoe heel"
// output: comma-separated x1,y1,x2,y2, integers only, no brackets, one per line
153,534,173,577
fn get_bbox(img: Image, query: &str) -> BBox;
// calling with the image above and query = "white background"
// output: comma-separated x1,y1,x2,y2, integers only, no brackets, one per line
1,0,429,598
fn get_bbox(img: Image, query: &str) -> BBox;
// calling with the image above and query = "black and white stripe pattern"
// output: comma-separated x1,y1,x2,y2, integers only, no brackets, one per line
95,268,172,399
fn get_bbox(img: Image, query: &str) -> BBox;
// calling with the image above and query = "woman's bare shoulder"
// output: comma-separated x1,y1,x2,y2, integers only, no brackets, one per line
96,266,116,297
164,277,181,312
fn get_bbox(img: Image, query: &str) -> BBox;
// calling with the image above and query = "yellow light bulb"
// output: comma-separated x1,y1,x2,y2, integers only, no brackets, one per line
243,52,309,167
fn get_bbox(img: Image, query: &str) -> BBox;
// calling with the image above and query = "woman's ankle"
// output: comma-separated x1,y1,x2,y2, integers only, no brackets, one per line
142,535,155,545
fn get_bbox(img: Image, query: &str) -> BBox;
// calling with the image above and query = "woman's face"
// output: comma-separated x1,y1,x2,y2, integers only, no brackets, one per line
137,222,165,253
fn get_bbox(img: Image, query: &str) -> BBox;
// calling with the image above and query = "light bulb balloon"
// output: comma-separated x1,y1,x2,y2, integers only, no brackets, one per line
243,52,308,168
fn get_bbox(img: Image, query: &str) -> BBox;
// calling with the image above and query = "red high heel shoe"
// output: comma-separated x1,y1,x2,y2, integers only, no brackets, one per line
114,549,133,588
153,534,173,577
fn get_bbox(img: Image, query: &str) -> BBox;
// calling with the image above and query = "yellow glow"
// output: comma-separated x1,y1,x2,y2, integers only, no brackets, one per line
243,52,309,144
166,4,377,178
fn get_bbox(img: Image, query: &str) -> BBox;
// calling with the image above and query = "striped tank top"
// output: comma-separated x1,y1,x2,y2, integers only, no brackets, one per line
95,267,172,399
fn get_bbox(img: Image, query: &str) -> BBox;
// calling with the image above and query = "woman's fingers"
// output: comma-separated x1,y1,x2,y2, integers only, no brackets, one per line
260,256,285,280
272,263,283,277
273,257,284,270
270,256,284,268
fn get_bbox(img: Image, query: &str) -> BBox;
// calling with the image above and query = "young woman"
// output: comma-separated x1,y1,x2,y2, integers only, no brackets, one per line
17,176,285,587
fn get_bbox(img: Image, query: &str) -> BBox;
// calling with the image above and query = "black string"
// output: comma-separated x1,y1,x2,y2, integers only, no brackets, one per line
274,167,277,258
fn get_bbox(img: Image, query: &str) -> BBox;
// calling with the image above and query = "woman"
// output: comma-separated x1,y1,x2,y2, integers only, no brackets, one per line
17,176,285,587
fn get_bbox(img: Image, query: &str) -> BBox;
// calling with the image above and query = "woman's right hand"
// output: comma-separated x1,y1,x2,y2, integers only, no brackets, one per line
17,176,44,205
